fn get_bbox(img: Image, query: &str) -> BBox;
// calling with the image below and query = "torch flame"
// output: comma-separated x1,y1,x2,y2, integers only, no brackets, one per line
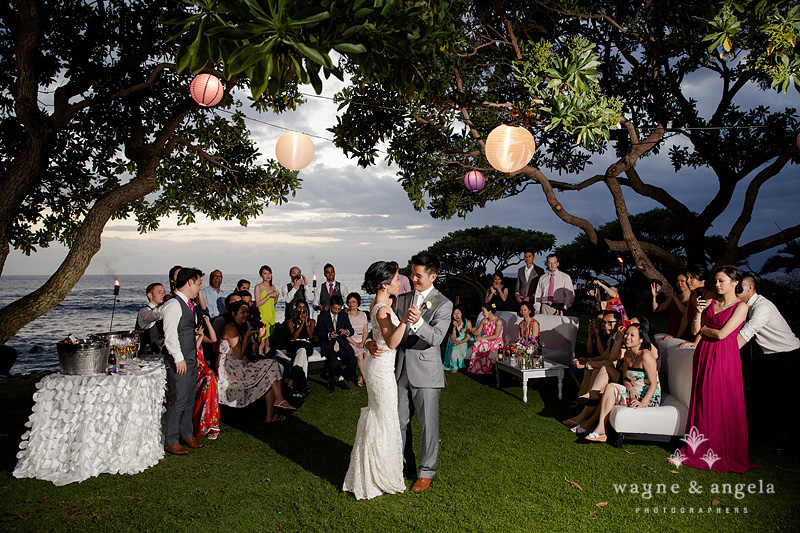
616,256,624,264
313,274,317,282
114,279,120,287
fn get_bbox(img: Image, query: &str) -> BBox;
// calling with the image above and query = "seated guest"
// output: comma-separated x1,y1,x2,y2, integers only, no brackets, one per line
585,323,661,443
485,272,509,311
282,266,310,321
193,314,220,440
344,292,369,387
201,269,228,319
313,263,349,312
316,294,357,392
136,282,166,354
211,292,243,368
588,279,628,320
443,306,472,373
217,301,292,423
651,273,691,338
517,302,539,338
468,304,503,375
285,300,316,394
573,310,622,396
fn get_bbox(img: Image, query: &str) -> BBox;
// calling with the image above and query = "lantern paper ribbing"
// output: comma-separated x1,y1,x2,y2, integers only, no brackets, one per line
190,74,224,107
464,171,485,191
485,125,536,173
275,131,315,170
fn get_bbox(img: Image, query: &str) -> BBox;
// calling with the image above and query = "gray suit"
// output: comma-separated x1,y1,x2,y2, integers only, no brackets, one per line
393,288,452,479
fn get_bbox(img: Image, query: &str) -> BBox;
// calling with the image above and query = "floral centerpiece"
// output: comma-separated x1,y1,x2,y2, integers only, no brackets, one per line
503,335,539,362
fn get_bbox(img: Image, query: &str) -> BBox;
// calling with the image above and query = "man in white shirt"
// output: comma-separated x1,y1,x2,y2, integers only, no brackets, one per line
515,250,545,309
281,266,310,321
737,274,799,451
313,263,349,312
161,267,205,455
136,282,165,354
201,269,228,318
534,254,575,315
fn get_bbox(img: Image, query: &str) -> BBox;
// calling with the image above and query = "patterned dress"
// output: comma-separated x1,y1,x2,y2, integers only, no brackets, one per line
610,367,661,407
217,340,283,407
468,319,503,375
443,322,472,371
193,345,220,438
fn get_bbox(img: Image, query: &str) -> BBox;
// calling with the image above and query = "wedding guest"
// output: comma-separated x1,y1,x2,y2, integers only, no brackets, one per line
443,306,472,373
651,273,691,338
517,302,540,338
534,254,574,315
485,272,509,311
217,301,292,423
585,323,661,443
314,263,349,312
589,279,627,320
344,292,369,387
515,251,545,308
467,304,503,375
211,292,243,365
201,269,228,318
680,265,752,472
573,310,622,396
677,265,715,346
397,273,412,295
162,267,205,455
285,300,315,393
282,266,310,321
136,282,166,354
193,314,220,440
317,294,357,392
166,265,208,313
236,279,251,292
254,265,279,338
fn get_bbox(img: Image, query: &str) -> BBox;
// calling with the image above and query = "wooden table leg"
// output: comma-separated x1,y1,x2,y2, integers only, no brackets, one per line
557,372,563,400
522,376,528,403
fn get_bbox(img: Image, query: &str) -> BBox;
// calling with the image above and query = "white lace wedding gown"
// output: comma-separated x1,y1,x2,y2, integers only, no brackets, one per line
342,302,405,499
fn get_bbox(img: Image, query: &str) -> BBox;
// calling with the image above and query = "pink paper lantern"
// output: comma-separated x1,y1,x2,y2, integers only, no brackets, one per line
797,132,800,150
190,74,224,107
464,170,485,191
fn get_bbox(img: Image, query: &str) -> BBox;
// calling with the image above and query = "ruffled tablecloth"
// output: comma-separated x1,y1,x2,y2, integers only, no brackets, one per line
13,362,167,486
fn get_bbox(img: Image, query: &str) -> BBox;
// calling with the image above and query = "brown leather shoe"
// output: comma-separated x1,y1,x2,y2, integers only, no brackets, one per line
182,437,204,449
164,444,189,455
411,478,433,493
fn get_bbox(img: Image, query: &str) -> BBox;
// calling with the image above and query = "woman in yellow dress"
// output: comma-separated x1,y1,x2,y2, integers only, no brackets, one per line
254,265,279,338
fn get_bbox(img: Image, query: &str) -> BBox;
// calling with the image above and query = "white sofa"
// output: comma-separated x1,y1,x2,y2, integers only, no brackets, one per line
608,334,693,447
475,311,579,367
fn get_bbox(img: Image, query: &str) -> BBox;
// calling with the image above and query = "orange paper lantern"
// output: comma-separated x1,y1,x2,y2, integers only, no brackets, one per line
190,74,224,107
485,125,536,173
275,131,315,170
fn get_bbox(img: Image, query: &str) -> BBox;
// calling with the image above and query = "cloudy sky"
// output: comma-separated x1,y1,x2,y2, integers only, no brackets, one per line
5,71,798,282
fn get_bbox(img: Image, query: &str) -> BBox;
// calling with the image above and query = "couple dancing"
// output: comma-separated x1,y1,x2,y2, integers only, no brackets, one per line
342,254,452,500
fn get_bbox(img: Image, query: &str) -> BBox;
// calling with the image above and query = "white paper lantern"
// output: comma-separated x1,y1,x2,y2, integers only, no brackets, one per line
275,131,315,170
485,125,536,173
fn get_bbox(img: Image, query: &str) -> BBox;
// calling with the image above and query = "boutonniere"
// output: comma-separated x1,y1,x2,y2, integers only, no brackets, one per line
423,300,435,310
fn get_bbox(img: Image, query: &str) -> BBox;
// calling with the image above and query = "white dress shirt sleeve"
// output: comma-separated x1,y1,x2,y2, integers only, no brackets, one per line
162,299,184,364
738,297,769,344
137,305,163,330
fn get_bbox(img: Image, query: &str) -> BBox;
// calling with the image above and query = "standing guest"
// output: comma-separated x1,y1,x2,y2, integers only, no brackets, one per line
254,265,279,338
285,300,315,393
282,266,310,321
515,251,544,308
737,274,800,451
217,301,292,423
517,302,540,338
397,273,412,295
589,279,628,320
534,254,574,315
136,282,166,354
193,315,220,440
680,266,752,473
166,265,209,312
484,272,509,311
677,265,715,345
651,273,691,338
443,306,472,373
201,270,228,318
344,292,369,387
467,304,504,375
313,263,349,312
162,267,205,455
236,279,251,293
317,294,357,392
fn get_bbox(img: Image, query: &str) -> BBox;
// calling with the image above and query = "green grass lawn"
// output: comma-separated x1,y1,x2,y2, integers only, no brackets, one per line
1,361,798,532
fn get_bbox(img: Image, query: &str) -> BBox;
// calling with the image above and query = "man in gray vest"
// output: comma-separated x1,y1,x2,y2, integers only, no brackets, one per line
162,267,204,455
313,263,349,312
282,266,309,321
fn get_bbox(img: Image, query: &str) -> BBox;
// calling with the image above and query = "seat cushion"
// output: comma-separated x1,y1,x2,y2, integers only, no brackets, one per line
609,394,688,436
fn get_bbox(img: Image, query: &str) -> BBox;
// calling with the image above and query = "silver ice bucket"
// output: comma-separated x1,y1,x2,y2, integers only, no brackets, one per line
57,338,109,375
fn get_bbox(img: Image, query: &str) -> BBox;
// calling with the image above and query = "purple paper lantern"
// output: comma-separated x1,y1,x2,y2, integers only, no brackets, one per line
797,131,800,150
464,170,485,191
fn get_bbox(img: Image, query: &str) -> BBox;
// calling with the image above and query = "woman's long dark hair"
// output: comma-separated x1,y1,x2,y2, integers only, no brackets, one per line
626,323,652,351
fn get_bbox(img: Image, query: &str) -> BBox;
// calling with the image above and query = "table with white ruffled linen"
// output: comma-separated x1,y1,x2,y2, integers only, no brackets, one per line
13,361,167,486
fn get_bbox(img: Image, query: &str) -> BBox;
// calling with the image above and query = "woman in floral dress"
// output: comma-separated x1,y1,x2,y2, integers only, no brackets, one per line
193,314,220,439
468,304,504,375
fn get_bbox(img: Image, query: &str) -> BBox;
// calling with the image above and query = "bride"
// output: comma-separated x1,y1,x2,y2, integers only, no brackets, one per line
342,261,408,499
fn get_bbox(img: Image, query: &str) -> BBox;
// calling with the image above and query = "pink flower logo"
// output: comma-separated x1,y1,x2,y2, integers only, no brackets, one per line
701,449,721,469
680,426,708,454
668,449,686,468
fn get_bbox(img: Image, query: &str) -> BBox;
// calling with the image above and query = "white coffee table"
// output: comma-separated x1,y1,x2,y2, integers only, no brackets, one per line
495,360,568,402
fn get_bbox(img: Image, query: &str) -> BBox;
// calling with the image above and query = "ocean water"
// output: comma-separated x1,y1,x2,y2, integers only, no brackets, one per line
0,274,371,374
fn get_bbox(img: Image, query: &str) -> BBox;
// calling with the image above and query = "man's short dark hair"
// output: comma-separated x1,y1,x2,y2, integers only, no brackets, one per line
145,282,163,296
411,253,440,274
235,289,252,299
330,294,344,307
524,250,535,256
176,267,203,289
236,279,250,289
603,309,622,322
324,263,334,271
225,292,241,307
546,253,558,261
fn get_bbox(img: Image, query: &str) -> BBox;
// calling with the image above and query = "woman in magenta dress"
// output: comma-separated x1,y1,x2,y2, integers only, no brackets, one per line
468,304,503,375
680,265,753,473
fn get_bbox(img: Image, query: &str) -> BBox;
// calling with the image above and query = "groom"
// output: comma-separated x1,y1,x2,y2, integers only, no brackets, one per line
392,253,452,493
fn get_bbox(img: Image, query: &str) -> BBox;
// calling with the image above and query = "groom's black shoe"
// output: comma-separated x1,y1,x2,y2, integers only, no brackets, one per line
339,380,350,391
326,382,335,393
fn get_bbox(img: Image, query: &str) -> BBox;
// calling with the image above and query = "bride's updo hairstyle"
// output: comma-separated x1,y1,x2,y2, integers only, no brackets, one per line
362,261,399,294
